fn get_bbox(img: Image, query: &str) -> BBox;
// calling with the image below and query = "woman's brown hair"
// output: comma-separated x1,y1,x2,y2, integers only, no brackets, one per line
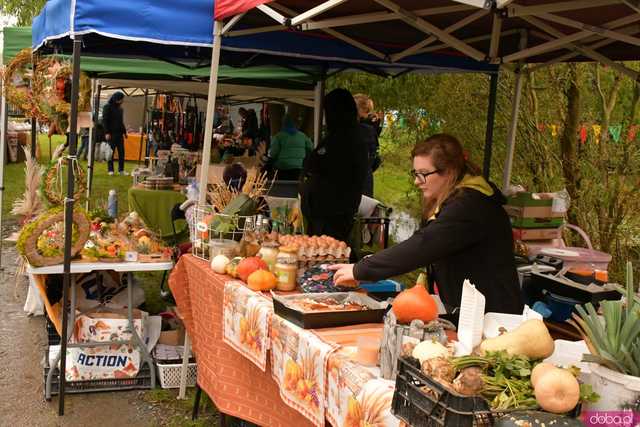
412,133,481,218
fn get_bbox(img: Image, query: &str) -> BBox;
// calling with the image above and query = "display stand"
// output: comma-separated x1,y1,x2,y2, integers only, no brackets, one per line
28,260,173,400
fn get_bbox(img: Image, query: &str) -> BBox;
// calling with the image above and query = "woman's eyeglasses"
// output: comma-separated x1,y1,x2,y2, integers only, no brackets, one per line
410,169,439,183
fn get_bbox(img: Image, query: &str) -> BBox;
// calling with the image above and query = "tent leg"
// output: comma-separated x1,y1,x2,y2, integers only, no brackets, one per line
0,96,7,278
483,72,499,179
501,68,525,191
313,79,325,146
86,80,95,210
59,35,83,417
138,90,148,165
197,21,223,206
87,83,101,207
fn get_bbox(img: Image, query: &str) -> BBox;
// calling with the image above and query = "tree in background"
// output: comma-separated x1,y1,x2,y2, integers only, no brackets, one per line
1,0,46,26
331,63,640,279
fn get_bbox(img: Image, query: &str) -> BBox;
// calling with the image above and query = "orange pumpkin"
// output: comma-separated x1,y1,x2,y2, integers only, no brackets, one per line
247,269,278,291
392,273,438,324
237,256,268,282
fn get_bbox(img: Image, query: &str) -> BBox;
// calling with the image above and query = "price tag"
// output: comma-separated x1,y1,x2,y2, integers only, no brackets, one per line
196,222,208,233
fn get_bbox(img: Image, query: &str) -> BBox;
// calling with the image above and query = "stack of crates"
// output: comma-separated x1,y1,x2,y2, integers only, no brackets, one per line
505,192,565,242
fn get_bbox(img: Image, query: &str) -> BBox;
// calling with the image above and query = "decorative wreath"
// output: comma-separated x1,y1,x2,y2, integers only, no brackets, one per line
17,207,91,267
42,158,87,206
32,56,91,132
2,49,91,131
1,48,41,119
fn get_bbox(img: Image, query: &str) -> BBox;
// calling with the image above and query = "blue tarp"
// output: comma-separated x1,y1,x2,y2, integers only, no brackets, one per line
32,0,497,74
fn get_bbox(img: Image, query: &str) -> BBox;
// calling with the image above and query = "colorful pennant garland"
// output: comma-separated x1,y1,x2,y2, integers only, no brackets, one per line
537,123,640,143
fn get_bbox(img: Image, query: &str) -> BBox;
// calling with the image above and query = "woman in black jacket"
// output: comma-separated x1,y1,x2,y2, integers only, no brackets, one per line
102,92,127,175
331,134,523,315
300,88,368,243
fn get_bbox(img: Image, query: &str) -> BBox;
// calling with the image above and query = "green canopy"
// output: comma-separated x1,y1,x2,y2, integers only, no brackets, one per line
2,26,313,89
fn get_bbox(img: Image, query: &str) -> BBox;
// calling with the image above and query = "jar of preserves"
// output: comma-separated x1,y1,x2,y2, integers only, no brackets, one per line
258,242,279,272
274,245,299,291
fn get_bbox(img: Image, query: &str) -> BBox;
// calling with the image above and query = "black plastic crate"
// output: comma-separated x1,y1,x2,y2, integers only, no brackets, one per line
43,346,152,397
392,357,499,427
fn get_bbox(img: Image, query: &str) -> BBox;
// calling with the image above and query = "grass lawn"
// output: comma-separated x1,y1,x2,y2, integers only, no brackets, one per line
2,134,141,221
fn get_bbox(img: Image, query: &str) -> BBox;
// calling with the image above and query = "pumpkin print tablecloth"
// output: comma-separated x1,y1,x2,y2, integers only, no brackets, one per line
326,348,399,427
222,281,272,371
270,315,338,427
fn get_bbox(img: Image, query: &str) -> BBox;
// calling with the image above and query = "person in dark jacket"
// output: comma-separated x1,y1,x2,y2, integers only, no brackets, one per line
331,134,523,316
102,92,127,175
354,94,382,197
300,88,368,243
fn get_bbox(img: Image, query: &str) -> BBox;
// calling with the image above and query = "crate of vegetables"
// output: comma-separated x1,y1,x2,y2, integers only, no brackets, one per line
392,320,593,426
392,355,497,427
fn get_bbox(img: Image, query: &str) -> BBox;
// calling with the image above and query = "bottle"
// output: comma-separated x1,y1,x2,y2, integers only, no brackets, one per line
107,189,118,219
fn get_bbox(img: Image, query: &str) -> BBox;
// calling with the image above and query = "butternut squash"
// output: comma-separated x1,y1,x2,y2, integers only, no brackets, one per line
479,319,554,359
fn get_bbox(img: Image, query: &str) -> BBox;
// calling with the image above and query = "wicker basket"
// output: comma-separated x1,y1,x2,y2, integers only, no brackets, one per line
156,361,197,389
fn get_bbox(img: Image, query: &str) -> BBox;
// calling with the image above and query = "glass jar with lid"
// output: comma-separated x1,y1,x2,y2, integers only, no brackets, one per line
274,245,299,291
258,242,279,272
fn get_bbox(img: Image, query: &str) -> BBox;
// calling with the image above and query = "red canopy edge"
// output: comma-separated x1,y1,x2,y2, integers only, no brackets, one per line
215,0,274,20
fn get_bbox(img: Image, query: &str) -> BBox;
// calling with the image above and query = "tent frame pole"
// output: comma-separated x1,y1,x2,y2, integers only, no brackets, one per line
198,22,223,206
0,94,7,277
86,82,101,208
313,78,325,146
138,89,149,165
58,34,83,417
502,32,528,192
483,72,499,179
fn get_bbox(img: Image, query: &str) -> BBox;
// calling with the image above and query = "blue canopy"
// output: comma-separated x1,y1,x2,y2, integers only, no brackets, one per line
32,0,497,75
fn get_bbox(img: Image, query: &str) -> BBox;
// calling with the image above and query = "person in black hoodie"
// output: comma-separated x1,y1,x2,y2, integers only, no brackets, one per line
300,88,368,243
102,92,128,175
331,133,522,316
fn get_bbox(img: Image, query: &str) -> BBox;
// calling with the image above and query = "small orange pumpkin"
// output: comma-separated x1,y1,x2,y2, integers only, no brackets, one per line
247,269,277,291
392,273,438,324
237,256,268,282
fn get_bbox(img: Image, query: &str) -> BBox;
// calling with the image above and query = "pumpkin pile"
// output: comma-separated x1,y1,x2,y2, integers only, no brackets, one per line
222,255,277,292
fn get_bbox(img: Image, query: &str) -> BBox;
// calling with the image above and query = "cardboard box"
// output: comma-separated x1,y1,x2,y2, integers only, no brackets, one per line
513,228,563,241
509,216,564,229
507,192,553,208
504,204,564,219
158,328,185,346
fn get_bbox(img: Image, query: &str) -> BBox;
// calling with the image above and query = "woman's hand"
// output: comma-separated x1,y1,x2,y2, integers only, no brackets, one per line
328,264,359,287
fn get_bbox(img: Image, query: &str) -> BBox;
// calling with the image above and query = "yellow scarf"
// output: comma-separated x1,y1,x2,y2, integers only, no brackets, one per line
429,174,494,220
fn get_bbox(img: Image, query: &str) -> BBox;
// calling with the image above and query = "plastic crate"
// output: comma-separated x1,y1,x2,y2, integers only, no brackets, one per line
43,346,152,397
156,361,197,389
391,357,499,427
46,316,60,346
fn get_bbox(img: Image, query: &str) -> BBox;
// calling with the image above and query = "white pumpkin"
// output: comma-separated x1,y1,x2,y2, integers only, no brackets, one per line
211,254,231,274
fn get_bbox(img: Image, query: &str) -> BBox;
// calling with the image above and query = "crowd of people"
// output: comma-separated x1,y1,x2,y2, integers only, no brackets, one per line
88,87,521,315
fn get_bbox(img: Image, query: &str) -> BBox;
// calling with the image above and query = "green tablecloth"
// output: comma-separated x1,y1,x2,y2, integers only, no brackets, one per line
128,187,187,238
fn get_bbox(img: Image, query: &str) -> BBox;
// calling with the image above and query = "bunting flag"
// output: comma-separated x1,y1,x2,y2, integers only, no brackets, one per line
592,125,602,144
609,125,622,143
579,126,587,144
628,125,638,142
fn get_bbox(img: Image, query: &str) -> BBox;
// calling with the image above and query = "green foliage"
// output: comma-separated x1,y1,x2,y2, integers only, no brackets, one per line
0,0,46,25
573,261,640,376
